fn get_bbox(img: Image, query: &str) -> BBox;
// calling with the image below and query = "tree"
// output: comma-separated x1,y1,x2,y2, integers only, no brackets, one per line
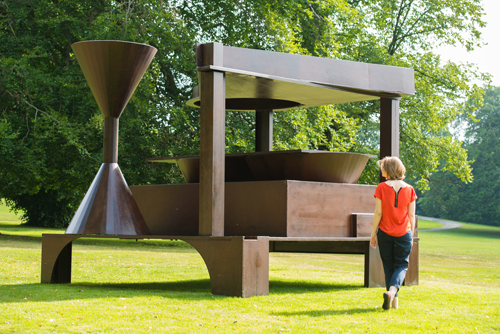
0,0,196,226
419,86,500,226
0,0,490,227
339,0,487,188
181,0,488,188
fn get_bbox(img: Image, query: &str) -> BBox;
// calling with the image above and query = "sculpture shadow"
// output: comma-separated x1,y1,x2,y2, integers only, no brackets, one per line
269,280,363,294
269,307,378,317
0,280,363,304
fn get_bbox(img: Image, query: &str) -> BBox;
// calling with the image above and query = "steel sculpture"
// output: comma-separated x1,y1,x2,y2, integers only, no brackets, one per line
65,41,156,235
42,42,419,297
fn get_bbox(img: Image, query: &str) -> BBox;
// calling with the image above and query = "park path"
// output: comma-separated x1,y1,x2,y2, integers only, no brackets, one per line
418,216,463,231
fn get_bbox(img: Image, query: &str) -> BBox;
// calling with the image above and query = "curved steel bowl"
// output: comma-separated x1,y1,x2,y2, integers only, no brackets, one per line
244,151,370,184
177,155,255,183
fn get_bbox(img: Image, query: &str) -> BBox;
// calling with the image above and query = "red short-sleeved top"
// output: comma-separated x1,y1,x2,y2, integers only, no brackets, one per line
374,182,417,237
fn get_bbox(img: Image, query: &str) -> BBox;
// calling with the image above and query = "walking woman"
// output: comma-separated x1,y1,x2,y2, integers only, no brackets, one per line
370,156,417,310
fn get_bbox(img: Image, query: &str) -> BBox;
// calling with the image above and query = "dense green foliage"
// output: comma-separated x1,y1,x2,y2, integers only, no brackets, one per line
0,1,195,226
419,87,500,226
0,0,489,227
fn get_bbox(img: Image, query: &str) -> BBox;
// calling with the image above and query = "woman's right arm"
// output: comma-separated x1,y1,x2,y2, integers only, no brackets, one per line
408,200,416,235
370,198,382,249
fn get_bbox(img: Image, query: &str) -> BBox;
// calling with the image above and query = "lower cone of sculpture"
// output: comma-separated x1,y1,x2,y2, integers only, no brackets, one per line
65,163,150,235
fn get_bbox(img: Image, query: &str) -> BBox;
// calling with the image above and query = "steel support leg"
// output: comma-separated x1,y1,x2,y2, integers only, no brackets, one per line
41,235,78,283
364,243,385,288
186,236,269,297
365,240,419,288
403,240,419,286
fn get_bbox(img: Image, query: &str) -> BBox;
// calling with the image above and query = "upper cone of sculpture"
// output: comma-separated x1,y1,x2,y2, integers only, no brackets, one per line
71,40,157,118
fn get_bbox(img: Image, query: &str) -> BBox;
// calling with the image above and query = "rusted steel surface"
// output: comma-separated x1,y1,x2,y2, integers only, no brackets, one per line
243,237,270,296
286,181,376,237
129,184,199,236
148,150,373,184
367,244,386,288
244,151,370,183
130,181,377,238
352,214,419,238
176,156,254,183
269,240,366,253
41,232,415,292
177,158,201,183
66,163,150,235
187,43,414,111
225,181,288,236
41,235,78,283
404,241,419,286
379,97,400,181
351,213,374,237
366,240,419,288
199,50,226,236
41,234,269,297
130,181,286,236
71,40,157,118
67,40,156,236
58,41,418,296
188,236,269,297
255,110,273,152
103,117,119,163
221,45,415,97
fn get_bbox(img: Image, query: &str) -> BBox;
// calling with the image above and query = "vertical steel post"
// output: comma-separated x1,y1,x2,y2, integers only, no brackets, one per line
103,117,119,163
379,98,400,182
255,109,273,152
199,43,226,236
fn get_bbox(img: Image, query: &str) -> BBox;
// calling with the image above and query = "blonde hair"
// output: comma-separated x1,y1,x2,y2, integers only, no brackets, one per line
378,156,406,180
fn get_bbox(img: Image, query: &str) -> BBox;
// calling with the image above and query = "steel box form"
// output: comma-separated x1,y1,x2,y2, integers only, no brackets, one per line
130,181,376,238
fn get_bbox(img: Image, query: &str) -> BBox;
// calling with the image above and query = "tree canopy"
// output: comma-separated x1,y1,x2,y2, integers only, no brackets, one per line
419,86,500,226
0,0,489,227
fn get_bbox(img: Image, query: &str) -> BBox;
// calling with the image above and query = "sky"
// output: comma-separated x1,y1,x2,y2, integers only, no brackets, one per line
435,0,500,87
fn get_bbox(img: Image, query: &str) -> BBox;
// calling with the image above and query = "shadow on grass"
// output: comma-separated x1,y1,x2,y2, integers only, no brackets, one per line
0,234,41,242
269,280,362,294
424,225,500,239
0,233,192,249
0,279,363,304
270,307,377,317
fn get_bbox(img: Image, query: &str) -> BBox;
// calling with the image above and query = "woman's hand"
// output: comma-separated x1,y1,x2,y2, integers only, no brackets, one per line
370,234,378,249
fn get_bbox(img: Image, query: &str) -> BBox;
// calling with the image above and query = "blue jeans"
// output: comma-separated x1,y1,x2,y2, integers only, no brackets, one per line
377,229,413,297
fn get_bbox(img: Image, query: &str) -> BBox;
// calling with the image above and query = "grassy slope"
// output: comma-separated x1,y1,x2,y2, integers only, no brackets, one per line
417,219,443,230
1,213,499,333
0,199,22,222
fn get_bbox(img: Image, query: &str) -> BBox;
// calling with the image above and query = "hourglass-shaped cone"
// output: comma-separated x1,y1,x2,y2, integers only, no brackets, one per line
66,41,157,235
71,40,157,118
66,163,150,235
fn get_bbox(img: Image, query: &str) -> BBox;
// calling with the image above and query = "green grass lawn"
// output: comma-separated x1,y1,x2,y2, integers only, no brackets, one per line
417,219,444,230
0,199,22,223
1,209,499,333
